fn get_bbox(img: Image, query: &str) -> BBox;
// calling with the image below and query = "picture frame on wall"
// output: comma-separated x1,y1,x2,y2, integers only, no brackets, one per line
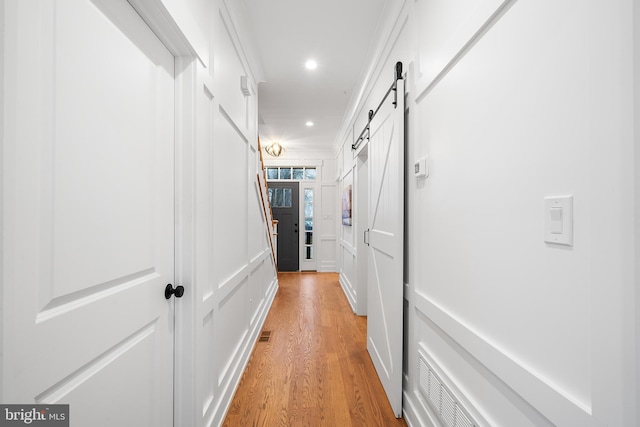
342,185,352,226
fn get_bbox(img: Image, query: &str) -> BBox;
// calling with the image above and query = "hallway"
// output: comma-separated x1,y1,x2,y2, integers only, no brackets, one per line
222,273,407,426
2,1,638,425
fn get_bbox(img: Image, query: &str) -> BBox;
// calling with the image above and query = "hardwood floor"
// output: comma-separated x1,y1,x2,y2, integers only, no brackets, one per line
222,272,407,427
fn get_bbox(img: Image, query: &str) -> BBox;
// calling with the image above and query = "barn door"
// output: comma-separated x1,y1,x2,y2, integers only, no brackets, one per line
2,0,176,425
366,76,405,417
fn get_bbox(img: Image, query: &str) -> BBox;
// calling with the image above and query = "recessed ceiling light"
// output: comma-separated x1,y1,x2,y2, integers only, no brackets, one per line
305,60,317,70
305,121,314,127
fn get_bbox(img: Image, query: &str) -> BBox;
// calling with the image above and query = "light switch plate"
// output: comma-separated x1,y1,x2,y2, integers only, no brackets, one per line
544,196,573,245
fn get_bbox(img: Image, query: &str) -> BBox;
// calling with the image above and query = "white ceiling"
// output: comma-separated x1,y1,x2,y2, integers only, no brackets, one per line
242,0,388,154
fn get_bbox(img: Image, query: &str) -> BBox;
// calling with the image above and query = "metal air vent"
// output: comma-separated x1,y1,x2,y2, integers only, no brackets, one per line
418,353,478,427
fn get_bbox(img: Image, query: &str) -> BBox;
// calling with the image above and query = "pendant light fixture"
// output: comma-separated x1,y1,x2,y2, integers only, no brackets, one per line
265,141,284,157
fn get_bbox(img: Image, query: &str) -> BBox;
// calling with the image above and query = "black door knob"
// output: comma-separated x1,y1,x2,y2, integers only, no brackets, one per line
165,284,185,299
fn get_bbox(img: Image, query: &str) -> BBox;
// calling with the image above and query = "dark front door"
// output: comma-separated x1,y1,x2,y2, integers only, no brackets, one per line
269,182,299,271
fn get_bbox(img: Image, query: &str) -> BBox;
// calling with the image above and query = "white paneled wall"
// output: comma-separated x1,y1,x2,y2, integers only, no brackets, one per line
339,158,358,312
337,0,638,426
198,3,277,426
173,1,277,426
320,182,338,272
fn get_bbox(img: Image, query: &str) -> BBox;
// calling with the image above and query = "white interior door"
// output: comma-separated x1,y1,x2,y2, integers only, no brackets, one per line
367,77,405,418
2,1,175,425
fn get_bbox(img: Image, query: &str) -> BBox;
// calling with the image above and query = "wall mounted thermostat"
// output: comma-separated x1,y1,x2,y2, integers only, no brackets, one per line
544,195,573,246
414,157,428,179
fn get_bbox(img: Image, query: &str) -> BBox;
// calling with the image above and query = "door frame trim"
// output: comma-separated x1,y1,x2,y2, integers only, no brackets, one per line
173,57,198,427
124,3,199,426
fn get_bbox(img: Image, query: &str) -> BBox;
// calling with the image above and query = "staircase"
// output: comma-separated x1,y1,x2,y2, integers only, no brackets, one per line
256,139,278,270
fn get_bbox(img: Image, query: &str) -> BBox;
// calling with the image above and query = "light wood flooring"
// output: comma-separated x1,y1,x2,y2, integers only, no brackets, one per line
222,272,407,427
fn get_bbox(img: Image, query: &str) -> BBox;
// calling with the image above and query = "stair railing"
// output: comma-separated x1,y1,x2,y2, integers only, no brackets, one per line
256,139,278,270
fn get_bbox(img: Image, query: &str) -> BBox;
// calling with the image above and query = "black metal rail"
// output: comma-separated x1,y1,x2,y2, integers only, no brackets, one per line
352,62,403,151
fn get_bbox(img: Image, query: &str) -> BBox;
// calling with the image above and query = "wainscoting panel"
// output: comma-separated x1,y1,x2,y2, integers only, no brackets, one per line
411,291,591,426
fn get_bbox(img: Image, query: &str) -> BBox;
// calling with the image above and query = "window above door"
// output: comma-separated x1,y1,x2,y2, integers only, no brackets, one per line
266,167,316,181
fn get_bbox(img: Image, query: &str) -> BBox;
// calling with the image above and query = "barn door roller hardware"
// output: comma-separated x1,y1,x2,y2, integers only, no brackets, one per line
352,62,403,151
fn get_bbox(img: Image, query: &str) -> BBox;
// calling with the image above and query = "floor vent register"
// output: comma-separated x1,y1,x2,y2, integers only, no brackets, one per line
258,330,271,342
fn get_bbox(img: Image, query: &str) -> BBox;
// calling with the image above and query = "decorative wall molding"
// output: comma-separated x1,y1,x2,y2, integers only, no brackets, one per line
334,0,410,153
414,0,518,102
220,0,265,83
414,290,591,425
340,240,357,257
219,104,249,145
402,388,440,427
128,0,201,59
339,273,357,313
318,261,337,273
209,273,278,427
